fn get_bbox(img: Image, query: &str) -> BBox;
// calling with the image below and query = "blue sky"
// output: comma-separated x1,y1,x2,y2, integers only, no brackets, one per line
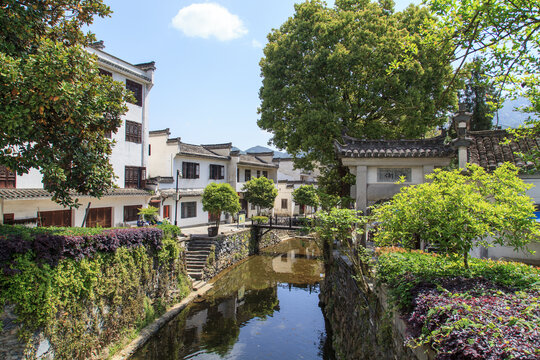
89,0,419,151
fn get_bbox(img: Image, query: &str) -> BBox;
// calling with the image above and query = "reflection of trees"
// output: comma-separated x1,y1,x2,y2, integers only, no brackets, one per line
200,286,279,355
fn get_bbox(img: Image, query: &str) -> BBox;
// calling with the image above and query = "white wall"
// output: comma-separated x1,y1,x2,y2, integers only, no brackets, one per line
3,195,149,227
148,134,177,178
162,157,229,190
523,177,540,204
162,196,226,228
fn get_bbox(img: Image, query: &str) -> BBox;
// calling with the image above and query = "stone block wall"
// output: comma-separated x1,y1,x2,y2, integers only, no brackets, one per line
203,228,290,279
319,253,432,360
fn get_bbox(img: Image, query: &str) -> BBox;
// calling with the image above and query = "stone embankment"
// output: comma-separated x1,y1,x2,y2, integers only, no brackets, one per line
319,251,434,360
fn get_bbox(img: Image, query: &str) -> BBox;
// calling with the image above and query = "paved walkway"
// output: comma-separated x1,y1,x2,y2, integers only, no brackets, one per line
180,223,250,236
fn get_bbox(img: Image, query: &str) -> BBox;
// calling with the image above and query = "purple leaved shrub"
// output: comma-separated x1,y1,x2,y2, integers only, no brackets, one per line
408,282,540,360
0,227,164,274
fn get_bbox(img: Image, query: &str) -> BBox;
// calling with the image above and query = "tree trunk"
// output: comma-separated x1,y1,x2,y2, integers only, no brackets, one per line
215,211,221,232
463,251,469,269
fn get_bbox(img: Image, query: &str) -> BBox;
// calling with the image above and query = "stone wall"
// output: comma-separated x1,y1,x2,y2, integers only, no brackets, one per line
203,228,291,279
319,252,433,360
0,243,188,360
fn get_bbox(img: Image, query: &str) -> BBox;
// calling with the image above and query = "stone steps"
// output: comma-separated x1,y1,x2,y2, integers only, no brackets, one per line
185,239,215,281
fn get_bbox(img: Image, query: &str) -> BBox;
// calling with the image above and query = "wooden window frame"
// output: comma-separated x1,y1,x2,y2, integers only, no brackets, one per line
181,202,197,218
125,166,146,189
126,79,143,106
123,205,142,222
163,205,171,219
0,166,16,189
245,169,251,182
209,164,225,180
39,210,72,227
125,120,142,143
281,199,288,209
262,170,268,178
182,162,200,179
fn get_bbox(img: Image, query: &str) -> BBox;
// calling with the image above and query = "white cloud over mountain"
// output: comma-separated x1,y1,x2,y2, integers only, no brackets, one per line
171,3,248,41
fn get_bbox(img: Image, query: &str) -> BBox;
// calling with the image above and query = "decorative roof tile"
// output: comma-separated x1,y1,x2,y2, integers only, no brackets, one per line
160,189,204,198
335,135,453,159
238,154,278,168
467,130,540,170
0,188,150,200
178,142,229,160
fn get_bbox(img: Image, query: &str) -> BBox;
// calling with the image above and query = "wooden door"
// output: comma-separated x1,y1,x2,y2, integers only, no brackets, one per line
87,207,112,228
39,210,72,227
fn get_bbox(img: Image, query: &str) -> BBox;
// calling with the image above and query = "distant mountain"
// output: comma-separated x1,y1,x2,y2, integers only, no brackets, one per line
495,97,537,129
244,145,291,158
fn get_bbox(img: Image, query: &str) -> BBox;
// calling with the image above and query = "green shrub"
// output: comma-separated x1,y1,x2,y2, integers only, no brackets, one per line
157,223,182,239
252,216,268,224
376,249,540,311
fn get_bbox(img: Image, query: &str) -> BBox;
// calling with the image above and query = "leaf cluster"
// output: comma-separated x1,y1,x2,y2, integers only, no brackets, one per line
258,0,456,170
202,182,241,217
241,177,278,210
292,184,319,208
373,163,540,267
0,1,131,207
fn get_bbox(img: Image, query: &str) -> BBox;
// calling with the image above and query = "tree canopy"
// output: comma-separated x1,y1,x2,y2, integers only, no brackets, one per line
460,57,496,131
373,163,540,268
258,0,456,171
202,183,241,230
292,184,319,213
242,177,278,215
1,0,130,207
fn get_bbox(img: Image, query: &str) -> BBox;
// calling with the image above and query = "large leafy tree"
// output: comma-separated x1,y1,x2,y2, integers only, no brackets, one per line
202,183,241,232
242,177,278,215
258,0,456,190
373,163,540,268
0,0,130,207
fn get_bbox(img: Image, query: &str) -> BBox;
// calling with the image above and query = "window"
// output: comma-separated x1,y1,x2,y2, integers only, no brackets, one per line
124,205,142,222
245,169,251,181
237,168,239,182
209,164,225,180
281,199,288,209
39,210,72,227
0,166,16,188
257,170,261,178
125,166,146,189
163,205,171,219
126,79,143,106
125,120,142,143
3,213,14,225
181,202,197,218
99,68,112,77
86,207,112,228
182,162,200,179
262,170,268,178
148,144,151,156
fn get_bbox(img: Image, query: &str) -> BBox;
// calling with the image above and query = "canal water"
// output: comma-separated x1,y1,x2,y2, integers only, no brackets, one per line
131,238,335,360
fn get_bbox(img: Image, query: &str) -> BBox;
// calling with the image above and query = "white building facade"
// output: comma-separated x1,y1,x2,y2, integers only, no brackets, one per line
148,130,279,227
0,43,155,227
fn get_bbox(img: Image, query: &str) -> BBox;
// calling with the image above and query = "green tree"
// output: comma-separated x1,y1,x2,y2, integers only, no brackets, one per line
292,185,319,216
202,183,241,232
460,57,497,131
242,177,278,215
373,163,540,268
0,0,130,207
258,0,456,195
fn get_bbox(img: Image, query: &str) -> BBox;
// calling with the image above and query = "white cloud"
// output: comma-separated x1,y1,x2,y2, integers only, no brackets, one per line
171,3,248,41
251,39,263,48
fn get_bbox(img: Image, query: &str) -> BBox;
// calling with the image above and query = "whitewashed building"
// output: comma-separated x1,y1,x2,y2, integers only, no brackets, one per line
0,43,155,227
273,158,319,217
148,130,279,227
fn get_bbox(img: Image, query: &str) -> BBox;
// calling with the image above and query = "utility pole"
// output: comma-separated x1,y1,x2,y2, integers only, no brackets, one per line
174,169,180,226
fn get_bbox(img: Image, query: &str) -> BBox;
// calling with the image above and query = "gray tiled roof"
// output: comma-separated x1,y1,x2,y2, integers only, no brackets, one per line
0,188,151,200
468,130,540,170
178,142,229,160
238,154,278,168
335,135,453,158
160,188,204,198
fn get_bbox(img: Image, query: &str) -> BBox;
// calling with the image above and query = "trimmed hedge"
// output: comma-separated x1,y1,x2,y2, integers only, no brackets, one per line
1,226,163,274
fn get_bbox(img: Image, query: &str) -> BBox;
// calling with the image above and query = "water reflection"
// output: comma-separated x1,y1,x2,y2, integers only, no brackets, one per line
131,238,334,360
